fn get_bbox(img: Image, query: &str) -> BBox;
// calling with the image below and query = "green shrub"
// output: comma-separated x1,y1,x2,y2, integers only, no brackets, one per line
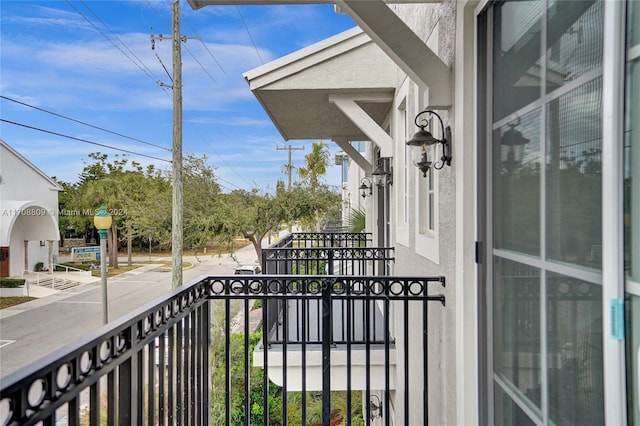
34,262,44,272
0,278,26,288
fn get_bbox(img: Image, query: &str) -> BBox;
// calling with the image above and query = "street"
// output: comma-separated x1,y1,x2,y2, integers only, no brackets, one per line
0,244,260,377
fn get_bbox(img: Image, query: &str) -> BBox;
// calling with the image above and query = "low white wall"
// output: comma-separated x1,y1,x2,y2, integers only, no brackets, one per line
0,287,26,297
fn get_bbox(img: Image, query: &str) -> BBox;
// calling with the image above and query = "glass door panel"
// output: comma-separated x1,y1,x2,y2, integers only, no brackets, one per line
546,272,604,425
545,78,602,270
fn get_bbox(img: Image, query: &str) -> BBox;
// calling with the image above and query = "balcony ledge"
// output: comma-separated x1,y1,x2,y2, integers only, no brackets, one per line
253,342,396,391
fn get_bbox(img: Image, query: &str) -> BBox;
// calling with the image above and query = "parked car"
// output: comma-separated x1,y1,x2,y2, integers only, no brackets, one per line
234,264,261,275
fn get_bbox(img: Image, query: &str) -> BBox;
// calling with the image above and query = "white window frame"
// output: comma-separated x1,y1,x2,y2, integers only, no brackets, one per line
394,78,411,247
414,130,440,263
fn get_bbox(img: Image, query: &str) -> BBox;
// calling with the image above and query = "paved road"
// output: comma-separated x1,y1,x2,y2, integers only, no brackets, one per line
0,243,261,377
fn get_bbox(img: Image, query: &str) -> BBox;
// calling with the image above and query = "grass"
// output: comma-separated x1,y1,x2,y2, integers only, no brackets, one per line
90,264,142,278
0,296,36,309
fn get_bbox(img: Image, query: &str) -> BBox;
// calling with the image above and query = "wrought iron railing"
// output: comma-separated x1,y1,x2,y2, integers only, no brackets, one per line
266,232,372,250
261,233,394,347
0,274,445,426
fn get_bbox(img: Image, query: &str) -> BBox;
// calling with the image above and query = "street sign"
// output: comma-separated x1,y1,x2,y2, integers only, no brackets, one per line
72,246,101,262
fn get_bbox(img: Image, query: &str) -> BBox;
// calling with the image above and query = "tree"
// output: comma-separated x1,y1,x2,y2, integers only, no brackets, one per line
219,189,288,265
295,142,341,231
73,153,171,267
181,153,223,255
297,141,330,190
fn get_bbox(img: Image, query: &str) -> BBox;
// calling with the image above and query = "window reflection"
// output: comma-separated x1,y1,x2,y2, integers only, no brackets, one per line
493,1,544,121
493,258,541,409
493,110,541,256
546,1,602,92
546,79,602,270
546,273,603,425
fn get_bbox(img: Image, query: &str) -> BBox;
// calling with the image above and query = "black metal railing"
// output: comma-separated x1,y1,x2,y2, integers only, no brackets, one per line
0,281,211,426
261,233,394,348
0,274,445,426
267,232,372,250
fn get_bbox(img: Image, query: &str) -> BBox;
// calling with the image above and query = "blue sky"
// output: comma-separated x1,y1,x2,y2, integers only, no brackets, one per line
0,1,356,192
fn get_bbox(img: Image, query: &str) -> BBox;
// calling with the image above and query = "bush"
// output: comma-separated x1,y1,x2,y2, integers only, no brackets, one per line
0,278,26,288
34,262,44,272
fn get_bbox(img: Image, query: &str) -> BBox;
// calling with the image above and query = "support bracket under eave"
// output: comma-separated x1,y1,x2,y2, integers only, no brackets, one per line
334,0,452,109
329,94,393,158
332,138,372,173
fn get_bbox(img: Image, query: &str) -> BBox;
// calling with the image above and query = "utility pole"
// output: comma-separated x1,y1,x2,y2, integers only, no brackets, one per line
277,144,304,190
171,0,183,289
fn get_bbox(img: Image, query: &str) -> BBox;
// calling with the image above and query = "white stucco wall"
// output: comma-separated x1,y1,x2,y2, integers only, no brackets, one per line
0,140,61,276
383,2,459,425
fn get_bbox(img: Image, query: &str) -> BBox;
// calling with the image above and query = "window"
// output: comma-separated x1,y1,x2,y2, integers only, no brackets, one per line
394,79,411,247
415,118,439,262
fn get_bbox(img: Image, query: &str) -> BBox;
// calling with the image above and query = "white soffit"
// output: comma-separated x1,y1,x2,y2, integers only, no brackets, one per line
187,0,450,107
335,0,451,108
243,27,396,141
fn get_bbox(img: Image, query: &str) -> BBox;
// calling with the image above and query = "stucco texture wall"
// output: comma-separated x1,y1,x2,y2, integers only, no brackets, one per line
388,2,458,425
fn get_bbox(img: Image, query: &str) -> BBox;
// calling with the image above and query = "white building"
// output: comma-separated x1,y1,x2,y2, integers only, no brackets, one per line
190,1,639,424
0,139,62,278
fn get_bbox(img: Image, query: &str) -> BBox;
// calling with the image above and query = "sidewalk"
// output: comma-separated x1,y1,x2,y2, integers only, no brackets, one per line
0,229,292,319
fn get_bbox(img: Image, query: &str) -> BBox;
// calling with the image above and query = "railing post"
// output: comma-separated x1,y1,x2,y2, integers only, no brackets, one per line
322,278,332,426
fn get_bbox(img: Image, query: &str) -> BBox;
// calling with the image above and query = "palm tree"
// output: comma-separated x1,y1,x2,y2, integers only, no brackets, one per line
298,141,330,190
298,142,331,231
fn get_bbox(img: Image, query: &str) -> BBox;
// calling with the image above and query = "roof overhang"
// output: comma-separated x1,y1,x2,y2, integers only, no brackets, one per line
188,0,440,7
189,0,451,108
243,27,396,143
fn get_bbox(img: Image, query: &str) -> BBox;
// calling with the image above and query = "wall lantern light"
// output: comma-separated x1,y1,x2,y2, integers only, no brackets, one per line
372,158,393,188
501,118,529,173
406,110,452,177
359,178,372,199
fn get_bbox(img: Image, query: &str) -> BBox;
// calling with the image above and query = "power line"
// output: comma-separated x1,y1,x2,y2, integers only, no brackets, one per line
0,119,171,163
277,144,305,190
142,1,250,190
151,32,174,84
144,0,223,89
236,6,264,65
0,95,171,152
65,0,161,86
183,43,221,88
181,18,230,80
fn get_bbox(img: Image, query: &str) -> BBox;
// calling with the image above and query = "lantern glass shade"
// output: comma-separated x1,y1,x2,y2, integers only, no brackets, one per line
501,144,526,164
94,206,113,230
500,127,529,166
94,215,112,230
372,163,386,187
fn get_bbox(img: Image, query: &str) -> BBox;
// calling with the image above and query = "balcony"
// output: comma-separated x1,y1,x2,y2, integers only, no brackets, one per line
0,233,445,425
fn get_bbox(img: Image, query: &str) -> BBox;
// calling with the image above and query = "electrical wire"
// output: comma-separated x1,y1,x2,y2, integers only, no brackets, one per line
66,0,257,190
182,21,230,80
236,6,264,65
65,0,161,86
0,96,171,152
0,119,171,163
144,0,230,83
183,43,221,88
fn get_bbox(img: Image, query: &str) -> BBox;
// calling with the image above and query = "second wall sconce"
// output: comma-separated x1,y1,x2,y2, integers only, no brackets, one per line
372,158,393,188
406,109,452,177
359,178,372,198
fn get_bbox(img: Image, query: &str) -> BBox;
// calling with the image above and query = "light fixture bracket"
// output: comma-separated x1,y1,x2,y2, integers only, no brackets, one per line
406,110,452,176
